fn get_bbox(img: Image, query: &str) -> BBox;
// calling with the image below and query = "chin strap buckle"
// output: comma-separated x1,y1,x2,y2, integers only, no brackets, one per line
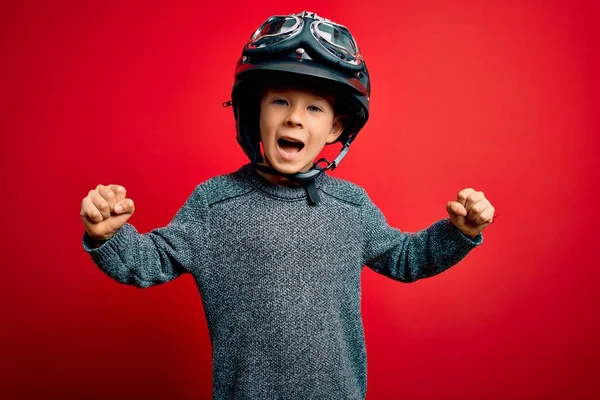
313,142,351,173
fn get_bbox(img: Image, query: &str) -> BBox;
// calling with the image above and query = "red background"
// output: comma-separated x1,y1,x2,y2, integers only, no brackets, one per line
1,0,599,399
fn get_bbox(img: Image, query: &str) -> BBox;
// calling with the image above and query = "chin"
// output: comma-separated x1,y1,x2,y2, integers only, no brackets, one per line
270,161,306,175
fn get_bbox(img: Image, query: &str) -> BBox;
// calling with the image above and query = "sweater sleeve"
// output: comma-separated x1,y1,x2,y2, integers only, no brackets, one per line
361,194,483,283
81,185,208,288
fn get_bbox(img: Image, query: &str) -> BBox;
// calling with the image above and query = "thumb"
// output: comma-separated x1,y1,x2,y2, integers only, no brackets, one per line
113,198,135,215
447,201,467,217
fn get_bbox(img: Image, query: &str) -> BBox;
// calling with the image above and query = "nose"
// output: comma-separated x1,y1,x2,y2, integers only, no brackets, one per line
284,104,304,128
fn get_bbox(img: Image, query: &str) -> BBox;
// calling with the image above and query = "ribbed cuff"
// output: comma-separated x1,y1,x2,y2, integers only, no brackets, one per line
82,224,135,259
440,217,484,247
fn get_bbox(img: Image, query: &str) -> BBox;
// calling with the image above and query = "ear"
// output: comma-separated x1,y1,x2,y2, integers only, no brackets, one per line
326,115,347,144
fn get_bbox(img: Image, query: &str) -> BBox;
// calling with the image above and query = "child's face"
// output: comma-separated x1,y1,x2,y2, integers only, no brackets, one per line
259,86,345,175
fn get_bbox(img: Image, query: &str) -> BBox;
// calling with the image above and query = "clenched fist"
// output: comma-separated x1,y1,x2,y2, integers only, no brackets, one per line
80,184,135,242
446,188,497,239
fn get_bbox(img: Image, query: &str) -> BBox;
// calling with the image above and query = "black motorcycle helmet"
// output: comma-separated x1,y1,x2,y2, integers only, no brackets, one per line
224,11,371,201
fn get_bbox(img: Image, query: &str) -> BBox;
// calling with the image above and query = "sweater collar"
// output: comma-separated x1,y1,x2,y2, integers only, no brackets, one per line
241,163,327,200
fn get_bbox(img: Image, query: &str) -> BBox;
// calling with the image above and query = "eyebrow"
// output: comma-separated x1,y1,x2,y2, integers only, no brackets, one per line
269,90,332,103
270,88,324,97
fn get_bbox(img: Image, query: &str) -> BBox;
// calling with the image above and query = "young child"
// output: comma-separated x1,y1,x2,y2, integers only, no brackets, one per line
80,11,496,400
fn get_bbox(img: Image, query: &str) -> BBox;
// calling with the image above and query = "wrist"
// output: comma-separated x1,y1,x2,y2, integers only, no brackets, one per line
87,233,115,248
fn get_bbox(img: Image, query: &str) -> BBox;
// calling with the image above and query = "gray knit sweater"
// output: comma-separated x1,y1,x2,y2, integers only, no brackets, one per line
82,163,483,400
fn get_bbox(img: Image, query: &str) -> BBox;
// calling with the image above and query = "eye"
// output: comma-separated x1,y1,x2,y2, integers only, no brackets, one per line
273,99,288,106
307,105,323,112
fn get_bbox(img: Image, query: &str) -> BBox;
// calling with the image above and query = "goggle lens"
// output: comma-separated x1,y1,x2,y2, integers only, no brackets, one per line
313,21,359,63
251,16,301,47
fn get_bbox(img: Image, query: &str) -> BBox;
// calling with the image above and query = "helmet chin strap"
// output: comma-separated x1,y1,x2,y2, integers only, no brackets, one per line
253,162,324,182
253,139,353,205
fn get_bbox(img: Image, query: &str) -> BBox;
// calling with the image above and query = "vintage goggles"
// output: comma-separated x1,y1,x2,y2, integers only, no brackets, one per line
245,11,364,71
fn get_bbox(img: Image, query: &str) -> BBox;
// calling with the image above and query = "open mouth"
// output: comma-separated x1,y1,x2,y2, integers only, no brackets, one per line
277,137,305,156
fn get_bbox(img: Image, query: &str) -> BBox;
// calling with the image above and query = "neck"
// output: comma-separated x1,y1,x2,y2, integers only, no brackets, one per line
255,158,316,187
255,166,301,187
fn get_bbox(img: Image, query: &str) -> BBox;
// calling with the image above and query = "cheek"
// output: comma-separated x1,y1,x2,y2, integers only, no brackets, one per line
258,114,272,142
259,108,280,133
309,121,335,145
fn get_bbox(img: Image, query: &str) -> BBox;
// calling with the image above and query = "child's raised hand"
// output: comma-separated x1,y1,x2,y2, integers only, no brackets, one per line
446,188,496,238
80,184,135,241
